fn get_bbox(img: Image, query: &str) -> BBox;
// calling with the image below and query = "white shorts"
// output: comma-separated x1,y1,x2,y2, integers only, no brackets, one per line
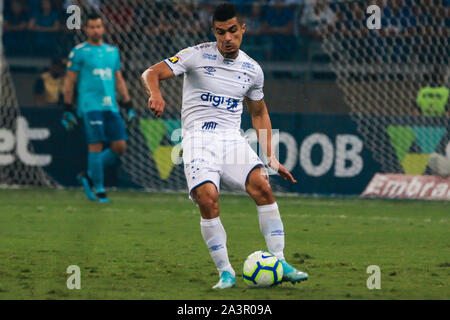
182,129,264,198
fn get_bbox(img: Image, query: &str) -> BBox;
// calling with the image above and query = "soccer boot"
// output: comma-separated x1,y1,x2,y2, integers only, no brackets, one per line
280,259,308,284
212,271,236,289
77,172,97,201
95,192,110,203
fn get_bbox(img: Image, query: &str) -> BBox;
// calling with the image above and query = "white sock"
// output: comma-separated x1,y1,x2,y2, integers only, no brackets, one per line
257,202,285,261
200,217,235,277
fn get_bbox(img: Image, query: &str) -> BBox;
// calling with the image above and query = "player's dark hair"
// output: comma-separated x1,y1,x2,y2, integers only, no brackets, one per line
85,12,103,25
212,3,243,26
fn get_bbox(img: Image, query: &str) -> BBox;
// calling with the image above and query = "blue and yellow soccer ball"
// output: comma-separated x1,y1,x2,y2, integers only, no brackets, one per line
242,251,283,287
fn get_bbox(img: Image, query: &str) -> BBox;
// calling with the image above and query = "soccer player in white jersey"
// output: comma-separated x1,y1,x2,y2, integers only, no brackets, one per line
141,3,308,289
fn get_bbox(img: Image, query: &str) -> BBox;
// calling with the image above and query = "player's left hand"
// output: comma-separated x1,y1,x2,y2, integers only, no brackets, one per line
120,100,138,128
125,109,138,128
61,103,78,131
268,157,297,183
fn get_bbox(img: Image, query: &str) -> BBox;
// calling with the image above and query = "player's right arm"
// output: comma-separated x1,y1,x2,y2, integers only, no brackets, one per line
61,47,83,130
64,46,84,107
63,70,78,105
60,70,79,130
141,61,175,118
142,46,197,117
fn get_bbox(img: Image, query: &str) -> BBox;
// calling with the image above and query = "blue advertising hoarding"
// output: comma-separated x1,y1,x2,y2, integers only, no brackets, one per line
16,106,382,195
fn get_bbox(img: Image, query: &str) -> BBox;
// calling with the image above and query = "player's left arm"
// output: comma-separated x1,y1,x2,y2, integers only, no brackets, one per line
245,97,297,183
116,70,137,127
115,70,131,103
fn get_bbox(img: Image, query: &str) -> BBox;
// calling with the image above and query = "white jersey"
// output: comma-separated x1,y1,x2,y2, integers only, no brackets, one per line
164,42,264,133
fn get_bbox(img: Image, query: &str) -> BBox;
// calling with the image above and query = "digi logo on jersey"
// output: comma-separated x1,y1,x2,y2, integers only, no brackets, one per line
200,93,239,111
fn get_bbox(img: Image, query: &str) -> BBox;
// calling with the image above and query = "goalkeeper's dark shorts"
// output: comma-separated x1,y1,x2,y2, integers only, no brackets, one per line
82,110,128,144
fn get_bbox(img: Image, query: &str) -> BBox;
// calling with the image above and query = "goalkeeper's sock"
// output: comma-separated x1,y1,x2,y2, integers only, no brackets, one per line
101,148,119,167
257,202,285,261
200,216,235,277
88,151,105,194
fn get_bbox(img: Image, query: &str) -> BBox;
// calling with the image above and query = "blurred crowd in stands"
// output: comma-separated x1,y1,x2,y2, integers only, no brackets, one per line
3,0,448,62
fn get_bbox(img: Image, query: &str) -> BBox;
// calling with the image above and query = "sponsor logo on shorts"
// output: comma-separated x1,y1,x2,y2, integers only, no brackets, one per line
89,120,103,126
200,92,239,111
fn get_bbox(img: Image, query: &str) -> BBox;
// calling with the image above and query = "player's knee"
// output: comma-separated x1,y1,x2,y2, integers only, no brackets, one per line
247,180,274,204
111,143,126,155
258,184,274,203
193,184,219,208
196,191,218,208
199,196,219,212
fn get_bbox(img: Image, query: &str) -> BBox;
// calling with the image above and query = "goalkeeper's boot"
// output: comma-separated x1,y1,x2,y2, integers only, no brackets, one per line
212,271,236,289
77,172,97,201
280,259,308,284
95,192,110,204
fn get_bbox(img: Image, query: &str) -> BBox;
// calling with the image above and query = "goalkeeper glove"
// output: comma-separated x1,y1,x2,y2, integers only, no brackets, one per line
61,103,78,131
120,100,138,128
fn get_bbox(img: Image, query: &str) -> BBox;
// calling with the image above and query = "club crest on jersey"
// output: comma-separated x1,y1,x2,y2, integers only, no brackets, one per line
168,56,179,64
203,66,216,75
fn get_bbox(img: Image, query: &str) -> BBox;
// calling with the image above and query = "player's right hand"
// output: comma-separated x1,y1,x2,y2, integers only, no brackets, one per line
148,95,165,118
61,103,78,131
268,157,297,183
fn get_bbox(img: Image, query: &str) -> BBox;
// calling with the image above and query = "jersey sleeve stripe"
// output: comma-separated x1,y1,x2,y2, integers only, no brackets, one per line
163,60,174,72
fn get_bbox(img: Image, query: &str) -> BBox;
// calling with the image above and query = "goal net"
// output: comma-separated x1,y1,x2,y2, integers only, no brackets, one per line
2,0,448,190
68,0,211,191
0,0,56,187
315,0,449,175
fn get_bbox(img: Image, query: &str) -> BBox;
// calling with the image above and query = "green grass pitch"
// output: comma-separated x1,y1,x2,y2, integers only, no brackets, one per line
0,188,448,300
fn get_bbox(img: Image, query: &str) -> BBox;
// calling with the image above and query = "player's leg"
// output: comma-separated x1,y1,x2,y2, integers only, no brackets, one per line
103,139,126,166
245,166,283,257
191,182,236,289
87,142,106,197
78,111,108,202
191,182,219,219
89,111,128,203
183,131,235,288
103,111,128,167
245,168,308,284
